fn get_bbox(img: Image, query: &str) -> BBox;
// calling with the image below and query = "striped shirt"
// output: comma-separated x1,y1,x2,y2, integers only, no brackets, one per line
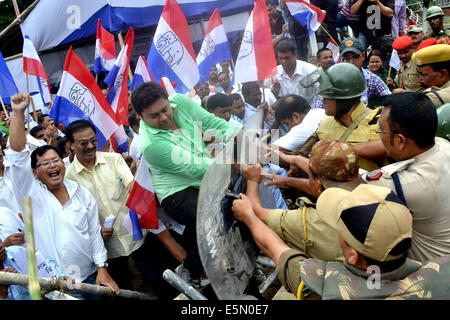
339,0,359,21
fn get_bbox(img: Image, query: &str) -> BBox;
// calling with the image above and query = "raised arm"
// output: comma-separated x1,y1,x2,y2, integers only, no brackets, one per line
9,93,30,152
232,194,290,265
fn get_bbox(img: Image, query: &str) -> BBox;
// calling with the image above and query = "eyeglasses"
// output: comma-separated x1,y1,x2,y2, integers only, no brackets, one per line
36,158,61,168
376,130,397,135
74,137,98,147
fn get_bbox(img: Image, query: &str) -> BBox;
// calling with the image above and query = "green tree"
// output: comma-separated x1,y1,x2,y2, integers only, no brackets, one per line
0,0,35,31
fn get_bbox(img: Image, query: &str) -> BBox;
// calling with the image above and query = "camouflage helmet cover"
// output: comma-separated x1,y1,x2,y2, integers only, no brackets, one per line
310,139,366,190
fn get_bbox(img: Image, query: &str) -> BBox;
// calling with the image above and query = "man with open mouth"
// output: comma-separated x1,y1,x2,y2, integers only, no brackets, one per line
5,92,119,299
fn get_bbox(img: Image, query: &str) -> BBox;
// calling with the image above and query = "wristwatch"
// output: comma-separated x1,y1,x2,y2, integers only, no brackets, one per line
96,262,109,268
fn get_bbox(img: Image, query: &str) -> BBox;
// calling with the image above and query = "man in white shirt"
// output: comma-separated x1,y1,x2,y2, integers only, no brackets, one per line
6,92,119,296
241,81,277,133
270,39,318,105
271,94,326,152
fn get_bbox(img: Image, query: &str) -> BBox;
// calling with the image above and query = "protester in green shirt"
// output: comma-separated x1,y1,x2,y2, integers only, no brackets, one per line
131,82,236,287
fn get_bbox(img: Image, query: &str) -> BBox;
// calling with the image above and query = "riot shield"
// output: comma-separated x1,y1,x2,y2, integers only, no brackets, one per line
197,108,277,299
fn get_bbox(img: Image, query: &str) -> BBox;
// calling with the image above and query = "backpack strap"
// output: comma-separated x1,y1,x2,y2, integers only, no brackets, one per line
340,109,371,141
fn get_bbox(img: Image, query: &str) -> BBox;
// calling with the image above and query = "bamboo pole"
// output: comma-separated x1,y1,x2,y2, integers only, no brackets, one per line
0,0,39,40
26,74,38,124
12,0,21,17
23,197,41,300
117,31,133,82
0,95,10,120
4,53,23,61
0,271,156,300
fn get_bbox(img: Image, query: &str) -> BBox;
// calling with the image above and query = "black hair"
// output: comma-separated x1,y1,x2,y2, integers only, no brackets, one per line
380,92,437,148
37,114,49,125
128,111,140,130
218,71,229,78
335,97,361,119
275,94,310,120
56,136,68,157
65,120,96,143
317,47,332,59
30,145,63,169
241,81,260,97
362,238,412,273
230,93,243,103
206,93,232,111
265,0,275,6
30,126,46,138
275,39,297,54
368,49,386,63
131,82,168,115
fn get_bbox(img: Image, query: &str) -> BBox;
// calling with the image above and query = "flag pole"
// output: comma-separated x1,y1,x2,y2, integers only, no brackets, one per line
12,0,21,17
388,66,392,79
319,25,338,46
26,74,39,124
117,31,133,82
0,95,10,120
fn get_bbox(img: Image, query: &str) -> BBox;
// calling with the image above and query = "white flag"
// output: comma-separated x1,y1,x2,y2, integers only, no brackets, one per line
389,50,401,71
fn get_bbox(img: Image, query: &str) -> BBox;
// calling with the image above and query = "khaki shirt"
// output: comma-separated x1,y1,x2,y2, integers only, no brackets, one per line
65,152,146,259
425,80,450,109
269,198,343,297
316,102,383,171
362,138,450,262
267,198,343,262
399,59,424,92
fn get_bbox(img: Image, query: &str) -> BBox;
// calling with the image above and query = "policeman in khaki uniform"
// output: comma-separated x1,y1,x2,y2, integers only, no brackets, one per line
392,36,424,92
298,63,384,172
233,179,450,300
237,139,367,299
361,92,450,263
413,44,450,108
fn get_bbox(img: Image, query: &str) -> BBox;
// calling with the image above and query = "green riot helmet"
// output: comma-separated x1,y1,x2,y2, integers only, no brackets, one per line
427,6,444,19
436,103,450,141
299,63,366,100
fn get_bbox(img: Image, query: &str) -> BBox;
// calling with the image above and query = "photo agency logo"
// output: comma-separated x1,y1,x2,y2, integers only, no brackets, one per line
366,1,381,32
366,265,381,290
169,122,280,166
66,4,81,30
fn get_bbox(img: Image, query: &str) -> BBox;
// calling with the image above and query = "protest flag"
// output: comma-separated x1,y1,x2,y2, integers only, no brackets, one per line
234,0,277,84
0,51,19,104
147,0,199,94
94,19,116,74
23,35,52,106
104,27,134,126
284,0,326,36
197,8,233,85
130,56,153,91
126,158,159,232
49,47,120,150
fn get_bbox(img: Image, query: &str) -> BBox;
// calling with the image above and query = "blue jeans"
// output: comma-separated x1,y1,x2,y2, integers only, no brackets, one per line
336,14,360,37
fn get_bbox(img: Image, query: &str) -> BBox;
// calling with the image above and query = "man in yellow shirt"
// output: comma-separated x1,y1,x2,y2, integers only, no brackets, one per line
65,120,176,298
